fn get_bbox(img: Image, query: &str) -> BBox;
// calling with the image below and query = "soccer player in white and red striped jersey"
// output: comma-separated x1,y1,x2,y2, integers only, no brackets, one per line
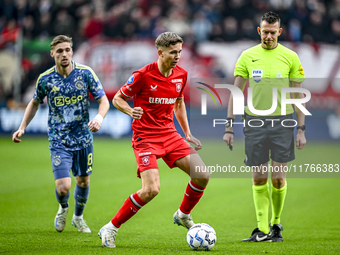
98,32,210,248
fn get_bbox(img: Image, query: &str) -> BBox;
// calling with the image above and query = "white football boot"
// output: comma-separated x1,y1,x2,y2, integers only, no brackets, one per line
98,226,117,248
71,215,91,233
173,210,195,229
54,204,68,232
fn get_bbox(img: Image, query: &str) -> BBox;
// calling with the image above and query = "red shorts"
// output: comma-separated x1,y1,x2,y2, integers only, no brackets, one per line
132,132,197,178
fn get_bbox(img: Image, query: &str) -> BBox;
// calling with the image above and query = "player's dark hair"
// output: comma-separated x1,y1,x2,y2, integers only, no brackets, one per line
50,35,73,49
155,32,183,49
261,11,281,27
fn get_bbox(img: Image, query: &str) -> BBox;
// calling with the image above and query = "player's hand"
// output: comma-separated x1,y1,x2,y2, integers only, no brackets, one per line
186,134,202,151
223,130,234,151
88,119,101,132
296,131,306,149
12,129,25,143
131,107,143,119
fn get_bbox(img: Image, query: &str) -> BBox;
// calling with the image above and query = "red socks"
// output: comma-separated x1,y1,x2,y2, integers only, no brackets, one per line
111,193,146,228
179,181,206,214
111,181,205,228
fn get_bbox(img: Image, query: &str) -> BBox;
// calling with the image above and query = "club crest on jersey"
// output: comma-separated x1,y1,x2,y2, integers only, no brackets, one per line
276,72,282,79
142,156,150,166
150,85,157,91
176,83,181,92
127,75,135,84
252,70,263,83
75,80,84,90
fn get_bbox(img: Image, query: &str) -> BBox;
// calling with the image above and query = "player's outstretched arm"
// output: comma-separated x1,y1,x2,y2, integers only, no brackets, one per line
88,95,110,132
12,99,40,143
174,99,202,150
292,82,307,149
112,90,143,119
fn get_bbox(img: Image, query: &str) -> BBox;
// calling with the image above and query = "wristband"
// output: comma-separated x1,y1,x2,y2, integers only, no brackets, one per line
94,114,103,124
224,131,234,135
297,125,306,131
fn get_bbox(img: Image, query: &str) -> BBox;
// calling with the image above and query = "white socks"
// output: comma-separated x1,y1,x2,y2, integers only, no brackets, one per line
104,221,119,231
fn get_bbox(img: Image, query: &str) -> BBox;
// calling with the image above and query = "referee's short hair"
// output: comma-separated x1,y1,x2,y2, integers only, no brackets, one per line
50,35,73,50
155,32,183,50
261,11,281,27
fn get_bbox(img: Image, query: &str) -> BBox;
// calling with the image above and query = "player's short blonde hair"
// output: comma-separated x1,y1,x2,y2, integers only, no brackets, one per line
50,35,73,50
155,32,183,49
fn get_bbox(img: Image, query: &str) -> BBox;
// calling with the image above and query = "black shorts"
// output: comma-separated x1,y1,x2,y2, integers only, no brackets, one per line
243,114,295,166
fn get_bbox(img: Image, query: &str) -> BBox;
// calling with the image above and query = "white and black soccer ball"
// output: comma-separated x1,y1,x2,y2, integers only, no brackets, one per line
186,223,216,251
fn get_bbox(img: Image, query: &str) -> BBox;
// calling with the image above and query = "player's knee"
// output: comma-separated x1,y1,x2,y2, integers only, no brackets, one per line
57,186,70,196
191,175,209,188
271,178,285,188
76,179,89,188
148,187,159,199
76,176,90,188
142,186,160,201
253,178,268,186
56,180,71,195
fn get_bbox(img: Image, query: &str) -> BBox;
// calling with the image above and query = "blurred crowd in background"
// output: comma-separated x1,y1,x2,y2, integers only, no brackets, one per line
2,0,340,45
0,0,340,104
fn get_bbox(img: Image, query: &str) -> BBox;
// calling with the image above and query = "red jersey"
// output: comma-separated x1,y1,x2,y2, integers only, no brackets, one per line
120,62,188,139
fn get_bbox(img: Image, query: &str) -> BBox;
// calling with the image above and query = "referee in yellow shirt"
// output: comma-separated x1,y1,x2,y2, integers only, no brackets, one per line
223,11,307,242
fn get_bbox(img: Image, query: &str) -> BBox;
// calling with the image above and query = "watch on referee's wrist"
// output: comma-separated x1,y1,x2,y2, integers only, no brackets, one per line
297,125,306,131
225,118,235,129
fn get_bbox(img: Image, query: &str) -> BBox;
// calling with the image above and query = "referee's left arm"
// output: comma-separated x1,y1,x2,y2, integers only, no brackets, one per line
291,82,307,149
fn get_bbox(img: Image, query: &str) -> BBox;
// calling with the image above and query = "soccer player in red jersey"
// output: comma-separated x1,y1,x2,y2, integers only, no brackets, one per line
98,32,210,248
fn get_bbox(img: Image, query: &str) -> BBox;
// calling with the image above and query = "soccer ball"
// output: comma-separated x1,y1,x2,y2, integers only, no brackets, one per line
186,223,216,251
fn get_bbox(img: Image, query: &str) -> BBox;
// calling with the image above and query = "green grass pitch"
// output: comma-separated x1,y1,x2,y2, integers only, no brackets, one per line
1,135,339,254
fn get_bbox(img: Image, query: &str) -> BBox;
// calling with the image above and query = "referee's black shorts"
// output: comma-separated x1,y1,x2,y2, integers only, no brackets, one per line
243,113,295,167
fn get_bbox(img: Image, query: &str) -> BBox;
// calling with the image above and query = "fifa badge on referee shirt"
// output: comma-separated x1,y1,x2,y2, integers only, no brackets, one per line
252,70,263,83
